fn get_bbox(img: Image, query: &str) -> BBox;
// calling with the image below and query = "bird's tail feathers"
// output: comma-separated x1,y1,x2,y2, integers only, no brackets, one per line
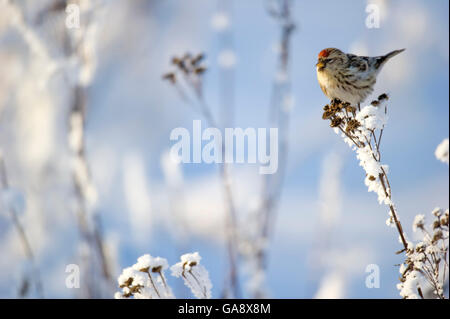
376,48,406,68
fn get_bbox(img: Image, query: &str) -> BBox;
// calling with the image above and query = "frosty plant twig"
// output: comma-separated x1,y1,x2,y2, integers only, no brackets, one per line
64,1,113,297
115,254,173,299
115,252,212,299
323,95,449,299
322,94,408,251
163,53,240,297
171,252,213,299
398,208,449,299
4,0,112,297
0,154,43,297
243,0,295,298
397,139,449,299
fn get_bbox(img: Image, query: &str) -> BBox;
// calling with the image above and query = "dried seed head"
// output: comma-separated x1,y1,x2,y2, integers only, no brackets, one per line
178,60,188,73
416,245,425,253
171,57,182,66
182,52,192,61
432,230,443,243
378,93,389,101
322,110,334,120
331,98,342,105
345,119,361,133
129,285,143,295
342,102,350,108
119,277,133,288
440,215,449,227
432,208,442,217
346,106,356,113
139,267,150,273
192,53,205,65
329,102,342,112
330,117,343,128
194,66,207,75
151,266,162,273
432,220,441,230
162,72,176,84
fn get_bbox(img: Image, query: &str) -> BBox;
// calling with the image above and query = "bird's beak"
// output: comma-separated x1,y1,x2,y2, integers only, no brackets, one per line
316,61,325,69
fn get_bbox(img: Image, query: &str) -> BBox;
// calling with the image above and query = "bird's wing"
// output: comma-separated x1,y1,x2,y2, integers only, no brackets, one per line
347,54,370,72
343,54,375,81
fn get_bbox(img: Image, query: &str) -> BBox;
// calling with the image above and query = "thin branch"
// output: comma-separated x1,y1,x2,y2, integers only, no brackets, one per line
0,157,44,297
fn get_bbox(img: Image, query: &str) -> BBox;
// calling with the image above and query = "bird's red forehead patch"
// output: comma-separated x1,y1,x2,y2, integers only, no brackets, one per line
318,49,329,58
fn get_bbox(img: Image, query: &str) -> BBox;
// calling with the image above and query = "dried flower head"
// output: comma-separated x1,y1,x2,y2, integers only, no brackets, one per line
330,117,343,128
345,119,361,133
162,72,176,84
322,110,334,120
346,105,357,113
192,53,205,65
171,252,212,299
378,93,389,101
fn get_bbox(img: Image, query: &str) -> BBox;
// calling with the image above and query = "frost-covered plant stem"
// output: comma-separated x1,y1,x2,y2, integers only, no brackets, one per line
64,1,113,297
379,170,408,251
326,97,449,299
245,0,295,298
5,0,112,297
163,54,240,297
69,86,113,296
0,156,43,297
323,95,411,286
400,208,448,299
172,253,213,299
261,0,295,253
116,252,211,299
214,0,241,298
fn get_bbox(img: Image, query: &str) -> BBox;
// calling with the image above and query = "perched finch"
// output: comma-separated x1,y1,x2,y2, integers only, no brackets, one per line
316,48,405,105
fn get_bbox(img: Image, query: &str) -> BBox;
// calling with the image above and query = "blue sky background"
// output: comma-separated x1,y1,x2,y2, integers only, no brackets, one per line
0,0,448,298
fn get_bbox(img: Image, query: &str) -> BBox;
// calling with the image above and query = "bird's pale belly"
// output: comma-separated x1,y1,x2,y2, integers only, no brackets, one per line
317,68,372,105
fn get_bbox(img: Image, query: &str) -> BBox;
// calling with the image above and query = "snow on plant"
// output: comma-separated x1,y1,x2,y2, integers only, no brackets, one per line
322,94,408,250
435,138,449,165
171,252,212,299
115,252,211,299
2,0,112,297
398,208,449,299
323,95,449,299
162,0,296,298
398,139,449,299
0,153,43,297
163,53,240,297
115,254,173,299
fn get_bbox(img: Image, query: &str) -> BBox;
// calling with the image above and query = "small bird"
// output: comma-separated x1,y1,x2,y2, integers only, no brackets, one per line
316,48,405,105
